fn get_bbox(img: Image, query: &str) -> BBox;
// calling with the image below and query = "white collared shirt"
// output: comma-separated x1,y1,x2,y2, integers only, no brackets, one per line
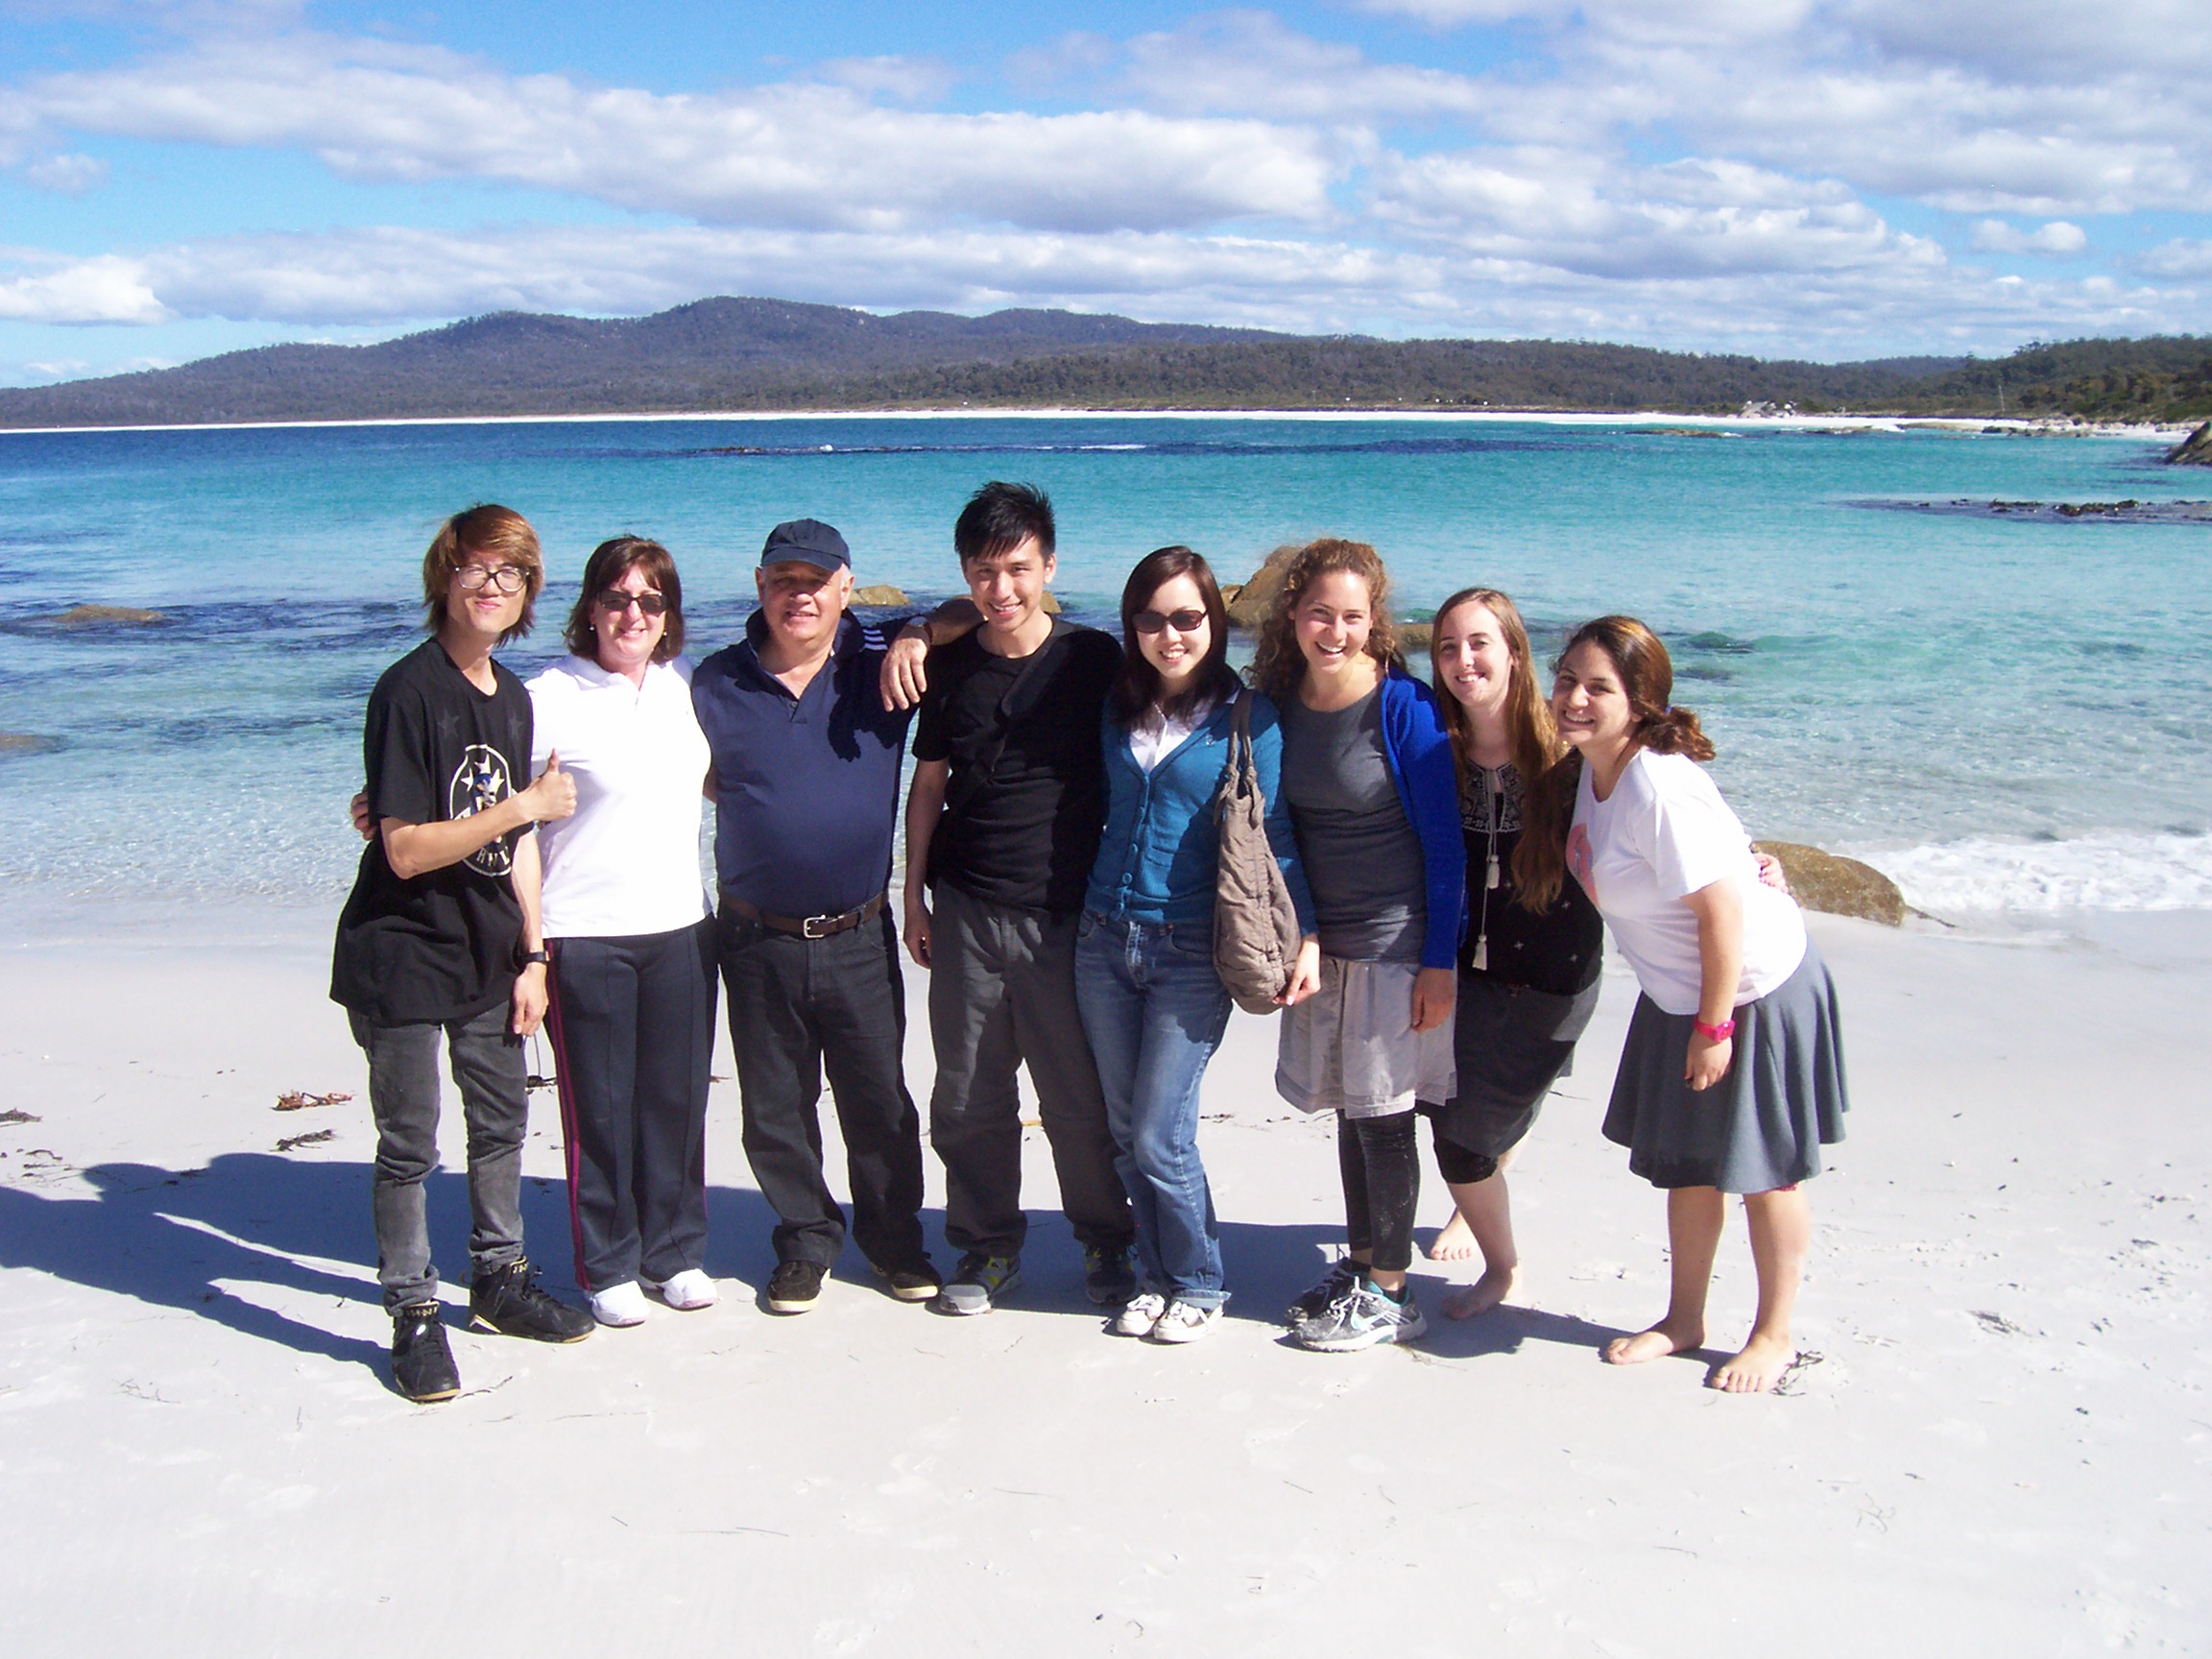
528,654,710,939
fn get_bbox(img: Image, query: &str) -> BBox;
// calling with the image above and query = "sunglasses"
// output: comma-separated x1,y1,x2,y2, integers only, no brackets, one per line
595,589,669,616
1133,608,1207,635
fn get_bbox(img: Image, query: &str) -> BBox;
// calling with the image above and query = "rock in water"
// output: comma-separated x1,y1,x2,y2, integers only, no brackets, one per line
849,584,909,607
1223,544,1305,628
1397,620,1432,652
55,604,164,627
1754,841,1906,926
0,731,59,755
2167,421,2212,466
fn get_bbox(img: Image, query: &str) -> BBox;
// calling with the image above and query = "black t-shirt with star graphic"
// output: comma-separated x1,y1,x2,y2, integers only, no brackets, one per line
331,638,534,1024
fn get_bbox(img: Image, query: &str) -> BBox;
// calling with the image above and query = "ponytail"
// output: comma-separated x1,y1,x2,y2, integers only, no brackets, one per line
1635,704,1715,761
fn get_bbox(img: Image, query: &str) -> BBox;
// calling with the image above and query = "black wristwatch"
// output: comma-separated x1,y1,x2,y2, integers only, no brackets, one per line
517,947,550,969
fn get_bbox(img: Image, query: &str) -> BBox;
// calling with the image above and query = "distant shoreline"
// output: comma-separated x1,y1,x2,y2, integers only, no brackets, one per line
0,407,2193,440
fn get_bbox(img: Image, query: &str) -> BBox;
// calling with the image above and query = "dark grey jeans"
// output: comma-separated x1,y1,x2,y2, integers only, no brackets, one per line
349,1003,529,1312
926,881,1132,1259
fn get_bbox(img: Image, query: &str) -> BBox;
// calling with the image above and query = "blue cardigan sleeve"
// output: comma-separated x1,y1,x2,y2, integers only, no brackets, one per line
1247,692,1316,935
1379,670,1467,971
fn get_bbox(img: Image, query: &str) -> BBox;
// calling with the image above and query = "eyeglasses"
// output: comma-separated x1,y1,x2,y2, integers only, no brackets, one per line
454,563,528,595
595,589,669,616
1133,608,1207,635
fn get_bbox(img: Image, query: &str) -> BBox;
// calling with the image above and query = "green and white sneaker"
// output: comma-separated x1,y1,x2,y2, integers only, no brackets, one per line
1291,1278,1426,1352
931,1253,1021,1316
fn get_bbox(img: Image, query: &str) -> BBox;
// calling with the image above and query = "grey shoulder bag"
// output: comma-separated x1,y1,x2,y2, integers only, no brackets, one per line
1213,688,1304,1016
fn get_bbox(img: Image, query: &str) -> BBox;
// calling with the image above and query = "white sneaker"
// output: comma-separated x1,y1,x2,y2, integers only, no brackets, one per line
589,1281,651,1327
1112,1291,1168,1337
1148,1299,1222,1344
647,1269,720,1310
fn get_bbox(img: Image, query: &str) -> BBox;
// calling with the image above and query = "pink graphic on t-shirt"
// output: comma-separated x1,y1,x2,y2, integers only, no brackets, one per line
1566,822,1593,891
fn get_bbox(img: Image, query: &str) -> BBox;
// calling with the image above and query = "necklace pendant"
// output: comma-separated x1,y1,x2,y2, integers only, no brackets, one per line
1485,854,1501,891
1473,935,1488,972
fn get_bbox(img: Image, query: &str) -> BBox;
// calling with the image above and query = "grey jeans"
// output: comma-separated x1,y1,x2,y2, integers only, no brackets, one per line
349,1003,530,1312
926,882,1132,1258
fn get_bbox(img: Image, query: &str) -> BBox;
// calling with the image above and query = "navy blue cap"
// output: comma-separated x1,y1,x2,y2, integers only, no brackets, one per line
758,518,851,573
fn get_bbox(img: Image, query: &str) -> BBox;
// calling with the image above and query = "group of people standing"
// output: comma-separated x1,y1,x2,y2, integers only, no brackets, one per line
329,484,1848,1405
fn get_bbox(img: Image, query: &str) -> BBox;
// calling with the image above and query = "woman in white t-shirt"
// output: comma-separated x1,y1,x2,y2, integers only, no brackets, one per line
1519,615,1847,1394
530,537,717,1329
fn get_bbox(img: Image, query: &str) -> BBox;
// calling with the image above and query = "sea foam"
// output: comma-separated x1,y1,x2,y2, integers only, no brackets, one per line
1855,831,2212,916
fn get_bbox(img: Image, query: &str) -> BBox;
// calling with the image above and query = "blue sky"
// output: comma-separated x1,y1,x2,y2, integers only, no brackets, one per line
3,0,2209,384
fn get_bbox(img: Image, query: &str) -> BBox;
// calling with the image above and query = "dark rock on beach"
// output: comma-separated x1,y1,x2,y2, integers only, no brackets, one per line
2166,421,2212,465
1754,841,1906,926
1222,543,1303,629
55,604,165,627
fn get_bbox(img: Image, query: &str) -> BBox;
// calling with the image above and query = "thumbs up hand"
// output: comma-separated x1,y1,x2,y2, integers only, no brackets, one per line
522,749,577,823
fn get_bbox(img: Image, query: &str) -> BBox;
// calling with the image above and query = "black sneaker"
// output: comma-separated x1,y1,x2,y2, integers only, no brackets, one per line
391,1302,460,1403
1083,1245,1139,1306
871,1257,942,1303
1287,1259,1359,1326
930,1253,1021,1315
467,1258,593,1342
765,1258,828,1314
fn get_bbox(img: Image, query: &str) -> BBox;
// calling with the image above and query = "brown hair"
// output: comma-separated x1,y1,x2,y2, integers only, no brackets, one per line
1513,614,1717,908
1248,537,1404,698
563,536,685,663
1111,545,1240,725
421,504,542,645
1430,586,1558,787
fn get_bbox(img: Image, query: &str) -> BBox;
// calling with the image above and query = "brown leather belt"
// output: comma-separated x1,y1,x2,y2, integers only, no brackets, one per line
725,891,885,940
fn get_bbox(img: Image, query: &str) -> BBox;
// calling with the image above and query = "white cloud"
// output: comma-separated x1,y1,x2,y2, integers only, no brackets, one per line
2139,239,2212,279
1116,12,1487,120
0,252,166,323
16,35,1340,234
1969,219,2088,256
22,151,108,193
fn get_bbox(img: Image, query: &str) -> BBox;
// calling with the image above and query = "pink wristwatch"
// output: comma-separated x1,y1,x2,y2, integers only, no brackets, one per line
1694,1018,1736,1042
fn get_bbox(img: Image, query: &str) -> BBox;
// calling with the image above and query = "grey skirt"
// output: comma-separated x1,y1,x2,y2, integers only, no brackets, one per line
1422,971,1601,1159
1603,938,1848,1193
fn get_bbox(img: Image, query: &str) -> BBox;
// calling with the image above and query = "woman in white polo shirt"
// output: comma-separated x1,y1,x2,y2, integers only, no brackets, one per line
1520,614,1847,1395
532,536,718,1327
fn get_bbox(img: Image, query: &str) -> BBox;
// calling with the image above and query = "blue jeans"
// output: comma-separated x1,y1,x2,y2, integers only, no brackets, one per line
1073,913,1234,1308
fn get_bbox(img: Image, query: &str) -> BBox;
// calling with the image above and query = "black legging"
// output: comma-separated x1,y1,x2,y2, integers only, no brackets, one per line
1337,1109,1420,1273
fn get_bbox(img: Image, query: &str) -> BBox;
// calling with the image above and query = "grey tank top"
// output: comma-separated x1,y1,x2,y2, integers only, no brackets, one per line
1279,685,1426,962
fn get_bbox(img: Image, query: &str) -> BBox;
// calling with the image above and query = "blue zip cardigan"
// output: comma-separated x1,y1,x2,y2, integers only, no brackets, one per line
1084,689,1317,936
1366,666,1468,972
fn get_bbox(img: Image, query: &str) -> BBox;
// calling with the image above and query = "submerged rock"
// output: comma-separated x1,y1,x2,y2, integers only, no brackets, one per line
0,731,59,755
849,584,908,607
2166,421,2212,466
1223,543,1304,629
55,604,165,627
1753,841,1906,926
1397,620,1432,652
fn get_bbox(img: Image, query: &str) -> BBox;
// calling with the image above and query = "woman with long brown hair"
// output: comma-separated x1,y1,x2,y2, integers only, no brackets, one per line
1522,615,1848,1392
1415,589,1604,1317
1256,539,1464,1353
1073,546,1316,1341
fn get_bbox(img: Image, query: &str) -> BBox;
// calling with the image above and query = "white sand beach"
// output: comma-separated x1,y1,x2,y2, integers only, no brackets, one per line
1,906,2204,1655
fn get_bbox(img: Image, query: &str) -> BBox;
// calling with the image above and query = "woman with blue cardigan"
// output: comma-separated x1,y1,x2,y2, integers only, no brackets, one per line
1254,538,1465,1352
1074,546,1317,1343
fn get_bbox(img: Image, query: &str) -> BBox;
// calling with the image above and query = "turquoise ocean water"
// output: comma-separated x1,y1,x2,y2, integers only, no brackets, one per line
2,414,2208,920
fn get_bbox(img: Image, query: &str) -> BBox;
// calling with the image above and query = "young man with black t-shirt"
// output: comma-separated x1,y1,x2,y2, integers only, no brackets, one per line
331,504,594,1402
902,482,1136,1315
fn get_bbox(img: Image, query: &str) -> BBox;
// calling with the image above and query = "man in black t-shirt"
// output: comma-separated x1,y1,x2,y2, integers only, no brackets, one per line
902,483,1134,1315
331,504,593,1402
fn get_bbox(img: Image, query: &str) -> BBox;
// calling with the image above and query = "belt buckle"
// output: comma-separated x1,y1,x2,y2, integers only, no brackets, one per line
801,912,833,939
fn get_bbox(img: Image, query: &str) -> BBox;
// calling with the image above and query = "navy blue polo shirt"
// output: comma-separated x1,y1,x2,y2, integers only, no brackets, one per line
691,610,917,918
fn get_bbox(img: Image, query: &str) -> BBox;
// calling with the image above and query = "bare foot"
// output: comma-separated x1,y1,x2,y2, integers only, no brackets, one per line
1426,1211,1475,1262
1602,1317,1704,1366
1441,1263,1519,1318
1707,1332,1794,1393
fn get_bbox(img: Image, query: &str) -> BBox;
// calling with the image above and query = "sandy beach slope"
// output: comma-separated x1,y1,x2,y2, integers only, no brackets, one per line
1,909,2204,1656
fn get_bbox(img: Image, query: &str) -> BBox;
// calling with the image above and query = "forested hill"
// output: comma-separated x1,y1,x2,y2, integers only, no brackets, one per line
1,295,2205,426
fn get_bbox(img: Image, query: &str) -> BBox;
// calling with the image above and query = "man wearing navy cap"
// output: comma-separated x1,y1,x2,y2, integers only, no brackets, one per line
691,519,969,1313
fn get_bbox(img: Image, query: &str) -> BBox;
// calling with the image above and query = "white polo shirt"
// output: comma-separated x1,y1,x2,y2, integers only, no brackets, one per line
1567,748,1806,1016
527,654,711,940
